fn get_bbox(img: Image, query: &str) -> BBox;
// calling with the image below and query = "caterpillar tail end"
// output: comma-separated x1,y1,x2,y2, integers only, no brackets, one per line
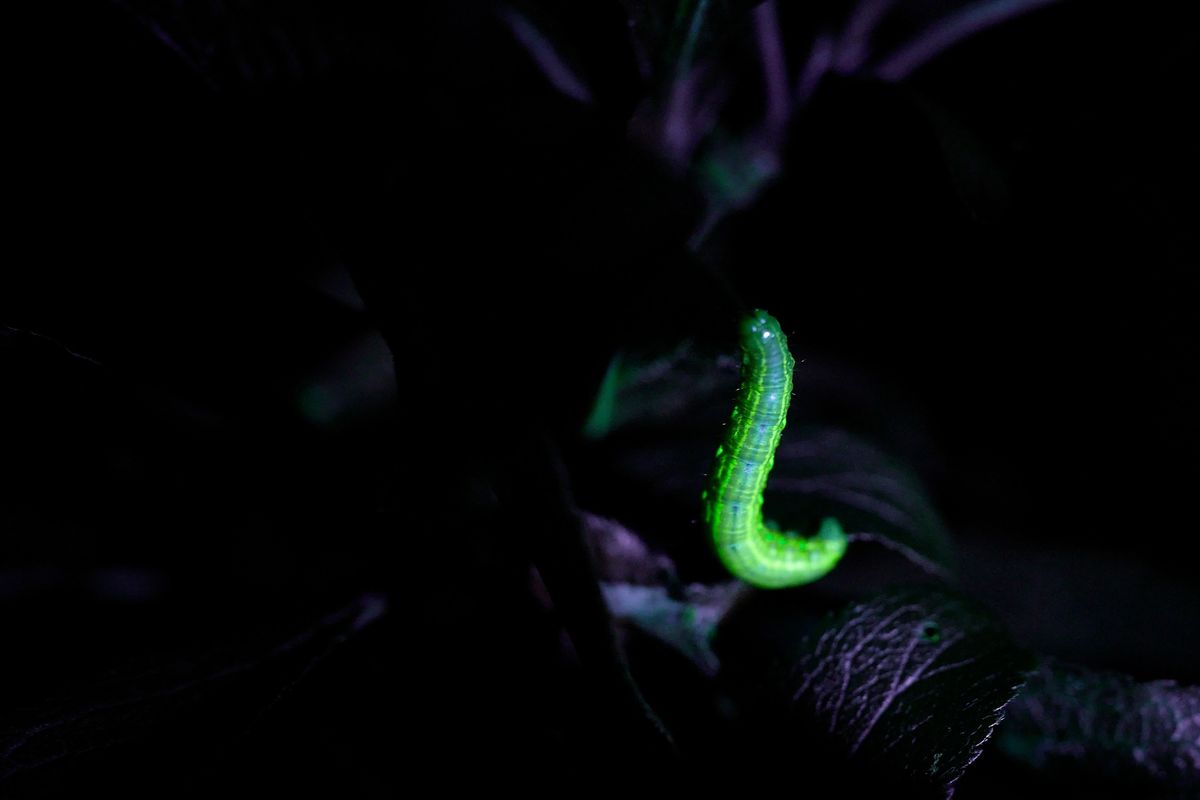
719,516,849,589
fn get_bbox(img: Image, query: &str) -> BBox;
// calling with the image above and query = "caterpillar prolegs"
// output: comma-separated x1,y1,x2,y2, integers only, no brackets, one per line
702,310,847,588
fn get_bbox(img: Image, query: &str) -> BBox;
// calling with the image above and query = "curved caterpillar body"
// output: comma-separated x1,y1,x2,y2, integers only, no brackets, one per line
702,310,847,588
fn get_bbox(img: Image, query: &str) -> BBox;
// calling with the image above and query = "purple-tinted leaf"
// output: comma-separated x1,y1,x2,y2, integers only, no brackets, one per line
502,7,596,104
995,659,1200,797
870,0,1063,82
585,511,743,675
584,510,680,585
791,589,1032,797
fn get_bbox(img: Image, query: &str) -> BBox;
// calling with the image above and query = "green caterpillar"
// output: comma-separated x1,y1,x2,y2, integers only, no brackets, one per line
702,310,847,588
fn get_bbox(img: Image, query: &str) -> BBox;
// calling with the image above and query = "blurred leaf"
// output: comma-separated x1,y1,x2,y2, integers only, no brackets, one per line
871,0,1063,81
996,659,1200,797
503,1,643,115
790,588,1033,797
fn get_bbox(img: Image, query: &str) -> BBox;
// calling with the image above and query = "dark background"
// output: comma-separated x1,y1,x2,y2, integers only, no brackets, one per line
3,0,1197,794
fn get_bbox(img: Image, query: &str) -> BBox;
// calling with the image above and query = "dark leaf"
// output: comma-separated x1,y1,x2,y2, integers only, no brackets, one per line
912,91,1011,223
583,344,955,578
582,343,739,439
790,588,1033,797
620,0,761,82
109,0,357,91
0,594,386,787
995,659,1200,797
770,427,955,577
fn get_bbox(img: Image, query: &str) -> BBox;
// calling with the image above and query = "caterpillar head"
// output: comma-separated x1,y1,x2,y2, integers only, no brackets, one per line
741,309,784,342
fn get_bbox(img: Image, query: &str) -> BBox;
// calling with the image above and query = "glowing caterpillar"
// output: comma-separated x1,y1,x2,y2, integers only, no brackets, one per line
702,310,847,588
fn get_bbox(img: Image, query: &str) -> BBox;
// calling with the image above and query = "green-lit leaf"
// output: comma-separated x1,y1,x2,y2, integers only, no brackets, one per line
582,343,737,438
